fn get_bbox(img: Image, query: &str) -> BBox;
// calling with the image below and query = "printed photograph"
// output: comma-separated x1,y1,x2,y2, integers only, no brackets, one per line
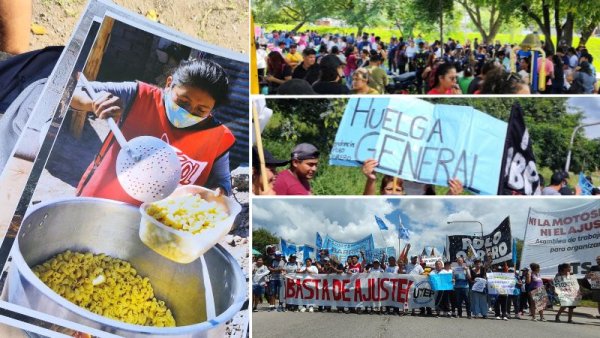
252,197,600,338
252,0,600,95
252,96,600,196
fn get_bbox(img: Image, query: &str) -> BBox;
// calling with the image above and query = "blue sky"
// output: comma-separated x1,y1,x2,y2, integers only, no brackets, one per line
567,97,600,139
253,197,595,256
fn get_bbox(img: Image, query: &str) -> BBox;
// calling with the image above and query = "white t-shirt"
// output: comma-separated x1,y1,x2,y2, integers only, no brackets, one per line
299,265,319,274
285,261,300,274
405,263,424,275
370,266,384,273
253,264,270,285
385,265,399,273
256,49,267,69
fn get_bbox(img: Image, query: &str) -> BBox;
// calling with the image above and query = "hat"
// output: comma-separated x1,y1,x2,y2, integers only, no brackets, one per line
252,146,288,168
291,143,320,161
275,251,282,256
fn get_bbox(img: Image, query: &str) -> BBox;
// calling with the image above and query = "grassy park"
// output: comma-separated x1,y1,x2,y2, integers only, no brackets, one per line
261,97,600,195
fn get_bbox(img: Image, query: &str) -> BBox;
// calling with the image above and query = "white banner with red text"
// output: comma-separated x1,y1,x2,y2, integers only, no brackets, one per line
283,272,435,309
521,201,600,278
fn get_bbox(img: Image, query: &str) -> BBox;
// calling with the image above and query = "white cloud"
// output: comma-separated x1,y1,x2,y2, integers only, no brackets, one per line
253,197,594,257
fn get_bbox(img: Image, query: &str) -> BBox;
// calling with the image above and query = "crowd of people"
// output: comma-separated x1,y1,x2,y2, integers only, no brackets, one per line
253,249,600,324
251,144,598,196
255,28,599,95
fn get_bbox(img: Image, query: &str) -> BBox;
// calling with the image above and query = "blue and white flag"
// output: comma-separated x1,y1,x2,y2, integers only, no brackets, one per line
316,232,323,250
398,221,410,240
579,172,594,196
375,215,389,230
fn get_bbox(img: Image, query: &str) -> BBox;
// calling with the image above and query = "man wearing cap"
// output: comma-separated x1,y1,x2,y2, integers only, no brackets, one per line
252,146,288,195
273,143,319,195
267,251,285,311
285,43,303,70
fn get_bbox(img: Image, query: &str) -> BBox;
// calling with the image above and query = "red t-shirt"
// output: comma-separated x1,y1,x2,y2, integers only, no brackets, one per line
427,87,453,94
347,262,362,274
273,169,311,195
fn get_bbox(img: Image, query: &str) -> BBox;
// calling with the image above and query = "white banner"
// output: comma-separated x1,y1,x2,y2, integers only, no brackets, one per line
554,275,581,307
487,272,517,295
521,201,600,277
283,273,435,309
588,271,600,290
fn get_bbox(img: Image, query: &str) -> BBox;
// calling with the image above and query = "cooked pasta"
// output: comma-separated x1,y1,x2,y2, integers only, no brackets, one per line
146,195,227,234
32,251,176,327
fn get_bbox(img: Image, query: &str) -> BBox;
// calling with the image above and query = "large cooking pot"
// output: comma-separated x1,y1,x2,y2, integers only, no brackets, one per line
7,198,246,337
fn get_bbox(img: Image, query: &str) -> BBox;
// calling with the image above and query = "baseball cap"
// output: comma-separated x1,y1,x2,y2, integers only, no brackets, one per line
291,143,320,161
252,146,288,168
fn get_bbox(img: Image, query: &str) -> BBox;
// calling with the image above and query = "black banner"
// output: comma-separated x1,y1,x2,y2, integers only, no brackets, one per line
498,103,541,195
447,216,512,265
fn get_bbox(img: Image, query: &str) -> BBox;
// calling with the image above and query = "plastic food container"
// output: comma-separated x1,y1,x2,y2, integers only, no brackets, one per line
139,185,242,264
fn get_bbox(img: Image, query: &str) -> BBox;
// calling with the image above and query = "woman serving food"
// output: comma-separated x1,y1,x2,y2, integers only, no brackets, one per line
70,59,234,206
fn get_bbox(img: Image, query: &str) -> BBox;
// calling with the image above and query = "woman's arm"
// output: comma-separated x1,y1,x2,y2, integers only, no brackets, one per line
362,159,378,195
205,152,232,196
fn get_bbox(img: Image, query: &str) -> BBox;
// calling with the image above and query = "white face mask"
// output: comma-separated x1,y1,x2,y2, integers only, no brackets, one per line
164,90,205,128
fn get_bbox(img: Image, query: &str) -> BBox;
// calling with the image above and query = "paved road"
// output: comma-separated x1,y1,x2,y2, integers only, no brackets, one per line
252,306,600,338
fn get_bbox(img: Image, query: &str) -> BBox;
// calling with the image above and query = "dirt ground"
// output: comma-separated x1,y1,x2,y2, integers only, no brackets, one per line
31,0,248,54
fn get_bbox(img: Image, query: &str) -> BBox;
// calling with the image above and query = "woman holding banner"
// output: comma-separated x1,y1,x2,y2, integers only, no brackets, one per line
553,263,576,323
470,259,489,319
526,263,547,321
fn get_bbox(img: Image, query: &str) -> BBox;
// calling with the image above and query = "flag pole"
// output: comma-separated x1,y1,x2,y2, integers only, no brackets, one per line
252,102,269,192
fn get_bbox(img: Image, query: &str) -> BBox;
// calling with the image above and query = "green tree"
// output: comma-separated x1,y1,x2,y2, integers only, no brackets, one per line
335,0,387,36
518,0,588,52
413,0,454,43
574,2,600,46
253,228,280,257
454,0,515,44
265,0,340,32
383,0,419,37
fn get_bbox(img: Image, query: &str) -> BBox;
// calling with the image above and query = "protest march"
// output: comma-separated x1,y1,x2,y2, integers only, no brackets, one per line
252,199,600,324
254,96,600,197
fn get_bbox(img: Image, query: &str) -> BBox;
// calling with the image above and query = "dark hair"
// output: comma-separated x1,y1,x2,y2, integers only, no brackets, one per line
580,61,593,76
318,55,341,82
171,59,229,107
550,171,564,185
302,48,316,57
318,44,328,54
480,68,527,94
267,51,287,79
344,45,355,58
481,60,499,75
432,62,456,89
277,79,316,95
463,66,473,77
